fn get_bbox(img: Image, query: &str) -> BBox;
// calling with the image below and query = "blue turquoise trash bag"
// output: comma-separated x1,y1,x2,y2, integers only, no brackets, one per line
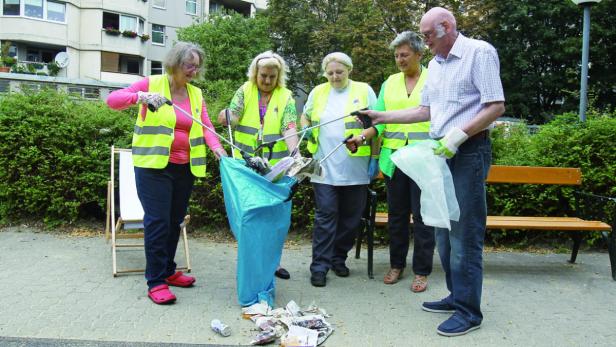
219,157,294,307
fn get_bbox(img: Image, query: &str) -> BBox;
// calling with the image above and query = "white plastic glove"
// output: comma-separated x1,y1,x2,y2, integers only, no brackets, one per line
137,91,169,112
433,127,469,159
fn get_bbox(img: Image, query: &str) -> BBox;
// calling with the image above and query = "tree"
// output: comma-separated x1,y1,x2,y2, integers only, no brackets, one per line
177,12,273,115
177,12,272,82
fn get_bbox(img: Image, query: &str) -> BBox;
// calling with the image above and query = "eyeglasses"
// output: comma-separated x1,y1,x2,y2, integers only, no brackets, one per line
420,30,435,41
182,63,201,72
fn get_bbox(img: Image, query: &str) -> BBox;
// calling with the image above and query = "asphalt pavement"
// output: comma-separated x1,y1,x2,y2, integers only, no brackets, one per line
0,228,614,346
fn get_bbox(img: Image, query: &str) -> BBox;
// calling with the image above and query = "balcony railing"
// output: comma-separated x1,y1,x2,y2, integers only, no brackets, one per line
3,61,63,77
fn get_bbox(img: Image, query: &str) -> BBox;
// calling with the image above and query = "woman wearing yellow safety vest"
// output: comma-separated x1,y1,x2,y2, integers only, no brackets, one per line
107,42,227,305
217,51,299,280
347,32,435,293
300,52,377,287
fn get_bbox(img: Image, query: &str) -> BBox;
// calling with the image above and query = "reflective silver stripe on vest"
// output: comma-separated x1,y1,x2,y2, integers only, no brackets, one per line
190,137,205,147
407,132,431,140
383,131,406,140
236,124,259,135
132,146,170,156
345,122,363,130
266,150,290,159
263,134,282,142
191,157,206,166
134,125,174,136
235,142,255,154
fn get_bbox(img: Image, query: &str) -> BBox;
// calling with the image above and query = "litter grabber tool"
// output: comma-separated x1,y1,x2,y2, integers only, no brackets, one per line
254,107,369,161
224,108,235,158
154,98,270,175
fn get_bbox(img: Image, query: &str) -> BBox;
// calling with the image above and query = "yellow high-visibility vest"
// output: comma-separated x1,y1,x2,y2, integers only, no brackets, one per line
307,80,370,157
131,74,207,177
382,69,429,149
233,81,292,165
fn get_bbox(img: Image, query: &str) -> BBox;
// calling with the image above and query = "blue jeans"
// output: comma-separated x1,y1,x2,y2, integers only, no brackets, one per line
310,183,367,274
134,163,195,289
435,135,491,325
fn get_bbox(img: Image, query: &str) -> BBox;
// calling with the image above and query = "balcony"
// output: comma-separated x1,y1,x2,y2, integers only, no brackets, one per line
2,60,65,77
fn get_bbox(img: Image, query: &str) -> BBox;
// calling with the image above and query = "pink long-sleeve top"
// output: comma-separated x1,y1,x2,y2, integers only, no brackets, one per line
106,77,222,165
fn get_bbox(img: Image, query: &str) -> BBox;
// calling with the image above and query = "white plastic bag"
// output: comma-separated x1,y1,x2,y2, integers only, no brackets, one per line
390,140,459,230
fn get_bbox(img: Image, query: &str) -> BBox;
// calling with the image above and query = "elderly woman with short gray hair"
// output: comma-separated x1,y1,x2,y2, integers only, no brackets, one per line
299,52,377,287
347,31,435,293
107,41,227,304
217,50,299,280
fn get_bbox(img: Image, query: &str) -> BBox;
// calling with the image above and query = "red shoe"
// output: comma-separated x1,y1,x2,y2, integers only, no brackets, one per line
165,271,196,287
148,284,176,305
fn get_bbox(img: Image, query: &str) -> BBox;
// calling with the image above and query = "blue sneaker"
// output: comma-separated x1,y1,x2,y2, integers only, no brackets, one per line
422,298,455,313
437,314,481,337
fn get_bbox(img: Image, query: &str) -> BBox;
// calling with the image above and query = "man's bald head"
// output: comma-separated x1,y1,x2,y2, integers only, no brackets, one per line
420,7,457,33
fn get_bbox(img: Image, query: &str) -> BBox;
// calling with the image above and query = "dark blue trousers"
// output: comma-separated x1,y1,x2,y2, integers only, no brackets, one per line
134,163,195,289
385,167,435,275
436,135,491,325
310,183,367,274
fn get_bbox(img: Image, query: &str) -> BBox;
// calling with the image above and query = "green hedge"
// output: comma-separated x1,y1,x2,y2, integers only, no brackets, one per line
1,90,613,246
0,89,134,224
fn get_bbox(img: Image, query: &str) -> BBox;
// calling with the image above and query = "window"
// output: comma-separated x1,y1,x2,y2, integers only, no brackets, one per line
103,12,139,32
151,24,165,45
101,52,142,75
209,1,223,14
152,0,165,9
151,61,163,75
103,12,119,30
68,86,100,100
138,19,144,35
186,0,197,15
47,1,65,22
120,15,137,32
25,0,43,18
3,0,20,15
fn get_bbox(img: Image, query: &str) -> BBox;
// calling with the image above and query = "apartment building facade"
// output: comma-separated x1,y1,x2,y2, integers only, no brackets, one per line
0,0,266,97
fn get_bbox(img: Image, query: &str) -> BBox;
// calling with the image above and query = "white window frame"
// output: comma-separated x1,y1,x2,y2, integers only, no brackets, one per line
151,24,165,46
150,61,163,76
3,0,66,23
24,0,44,19
119,14,137,32
152,0,166,9
185,0,197,16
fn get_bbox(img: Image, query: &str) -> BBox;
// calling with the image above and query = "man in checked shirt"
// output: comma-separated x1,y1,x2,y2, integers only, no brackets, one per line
362,6,505,337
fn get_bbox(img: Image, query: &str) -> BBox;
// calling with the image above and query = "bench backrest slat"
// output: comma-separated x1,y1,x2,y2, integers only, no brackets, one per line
486,165,582,185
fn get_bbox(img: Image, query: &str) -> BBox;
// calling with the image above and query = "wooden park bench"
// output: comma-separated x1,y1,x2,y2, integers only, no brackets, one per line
356,165,615,280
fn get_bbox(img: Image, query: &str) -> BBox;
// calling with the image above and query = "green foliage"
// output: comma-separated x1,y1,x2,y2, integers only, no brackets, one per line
0,89,134,225
177,12,272,82
488,112,616,246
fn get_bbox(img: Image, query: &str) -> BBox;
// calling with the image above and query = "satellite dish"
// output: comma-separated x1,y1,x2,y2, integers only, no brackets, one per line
54,52,69,68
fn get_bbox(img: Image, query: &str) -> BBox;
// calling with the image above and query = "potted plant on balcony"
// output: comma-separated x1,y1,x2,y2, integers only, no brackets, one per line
140,34,150,42
0,41,13,72
47,61,60,76
104,27,121,36
122,30,138,38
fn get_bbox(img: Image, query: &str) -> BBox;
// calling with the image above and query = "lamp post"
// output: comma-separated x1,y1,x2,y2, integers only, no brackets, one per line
571,0,601,122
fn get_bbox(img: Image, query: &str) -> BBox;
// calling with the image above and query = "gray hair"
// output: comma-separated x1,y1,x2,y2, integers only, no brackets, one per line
389,31,424,53
321,52,353,77
163,42,205,76
247,50,288,88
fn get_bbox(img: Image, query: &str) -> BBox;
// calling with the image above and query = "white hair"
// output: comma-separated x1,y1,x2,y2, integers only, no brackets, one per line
321,52,353,77
246,50,289,88
389,31,424,52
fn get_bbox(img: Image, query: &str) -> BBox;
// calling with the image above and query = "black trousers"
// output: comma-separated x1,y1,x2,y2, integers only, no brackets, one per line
385,167,435,276
310,183,367,274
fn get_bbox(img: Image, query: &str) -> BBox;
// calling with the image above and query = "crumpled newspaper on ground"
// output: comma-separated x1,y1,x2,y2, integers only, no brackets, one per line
242,300,333,346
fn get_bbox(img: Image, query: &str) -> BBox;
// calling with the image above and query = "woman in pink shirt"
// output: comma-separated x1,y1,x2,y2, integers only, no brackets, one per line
107,42,227,305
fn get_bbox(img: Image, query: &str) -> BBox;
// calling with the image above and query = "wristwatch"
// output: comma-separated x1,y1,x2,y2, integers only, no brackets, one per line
360,134,367,144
